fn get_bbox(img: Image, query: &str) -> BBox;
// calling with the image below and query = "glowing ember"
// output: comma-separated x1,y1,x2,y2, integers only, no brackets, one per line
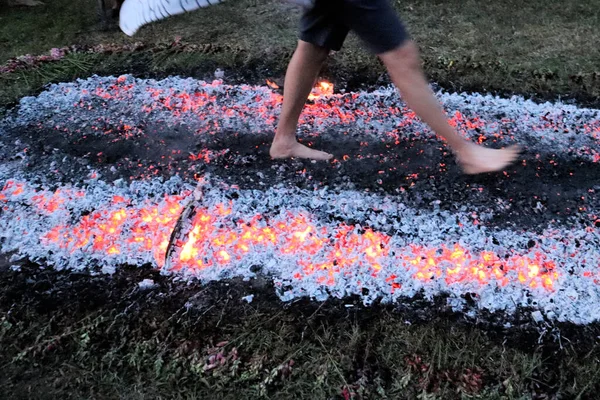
308,80,334,101
1,175,599,323
2,75,600,325
265,79,279,90
15,75,600,167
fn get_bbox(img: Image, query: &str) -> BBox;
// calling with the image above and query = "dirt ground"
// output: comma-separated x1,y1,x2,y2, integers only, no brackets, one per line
2,258,600,399
1,73,600,399
2,1,600,399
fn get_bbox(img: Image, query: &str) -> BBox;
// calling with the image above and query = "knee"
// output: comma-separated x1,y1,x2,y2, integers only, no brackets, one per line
381,40,422,72
297,40,330,63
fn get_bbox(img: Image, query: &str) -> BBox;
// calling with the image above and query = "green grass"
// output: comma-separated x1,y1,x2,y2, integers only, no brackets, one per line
398,0,600,98
2,1,600,398
1,0,599,107
2,265,600,399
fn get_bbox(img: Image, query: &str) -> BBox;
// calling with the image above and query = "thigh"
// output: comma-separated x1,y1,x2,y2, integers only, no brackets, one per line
341,0,410,54
298,0,350,51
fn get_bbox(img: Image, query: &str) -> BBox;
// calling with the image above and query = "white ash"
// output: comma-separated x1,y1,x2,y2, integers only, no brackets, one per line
241,295,254,303
214,69,225,79
1,76,600,325
4,75,600,163
138,279,158,291
531,310,545,324
0,175,599,325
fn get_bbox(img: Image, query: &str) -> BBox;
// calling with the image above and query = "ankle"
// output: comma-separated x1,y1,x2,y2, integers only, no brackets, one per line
451,138,474,153
273,129,297,143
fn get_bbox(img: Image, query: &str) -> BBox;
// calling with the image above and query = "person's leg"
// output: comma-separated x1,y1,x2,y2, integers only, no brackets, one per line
269,40,333,160
341,0,519,174
270,0,348,160
379,42,519,173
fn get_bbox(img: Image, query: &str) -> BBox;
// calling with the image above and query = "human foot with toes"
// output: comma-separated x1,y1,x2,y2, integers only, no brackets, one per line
269,136,333,161
455,142,521,175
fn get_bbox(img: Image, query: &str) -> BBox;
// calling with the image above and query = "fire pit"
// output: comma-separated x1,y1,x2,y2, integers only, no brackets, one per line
1,75,599,324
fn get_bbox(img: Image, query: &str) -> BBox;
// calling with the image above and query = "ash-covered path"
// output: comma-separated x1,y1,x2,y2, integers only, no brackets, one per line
0,75,599,324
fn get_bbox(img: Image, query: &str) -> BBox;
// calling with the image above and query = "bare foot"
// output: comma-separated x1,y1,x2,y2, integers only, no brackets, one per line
270,137,333,161
457,143,521,174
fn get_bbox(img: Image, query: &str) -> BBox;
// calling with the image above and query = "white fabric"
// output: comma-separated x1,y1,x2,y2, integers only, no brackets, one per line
119,0,224,36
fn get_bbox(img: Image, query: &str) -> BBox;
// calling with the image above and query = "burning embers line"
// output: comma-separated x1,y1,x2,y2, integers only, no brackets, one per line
10,75,600,164
1,179,187,269
2,178,600,323
3,75,600,324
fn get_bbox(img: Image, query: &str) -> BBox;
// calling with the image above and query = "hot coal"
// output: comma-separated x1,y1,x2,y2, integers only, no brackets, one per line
1,76,597,232
1,75,599,325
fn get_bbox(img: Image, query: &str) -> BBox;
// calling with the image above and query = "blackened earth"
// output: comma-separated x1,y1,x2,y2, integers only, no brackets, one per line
1,256,599,399
1,116,598,234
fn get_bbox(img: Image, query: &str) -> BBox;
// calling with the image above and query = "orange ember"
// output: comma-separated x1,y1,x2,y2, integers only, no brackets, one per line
0,179,586,295
266,79,279,90
308,80,334,101
160,202,562,291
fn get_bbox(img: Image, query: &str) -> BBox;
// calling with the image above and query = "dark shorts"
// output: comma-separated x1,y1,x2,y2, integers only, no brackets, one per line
298,0,410,54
